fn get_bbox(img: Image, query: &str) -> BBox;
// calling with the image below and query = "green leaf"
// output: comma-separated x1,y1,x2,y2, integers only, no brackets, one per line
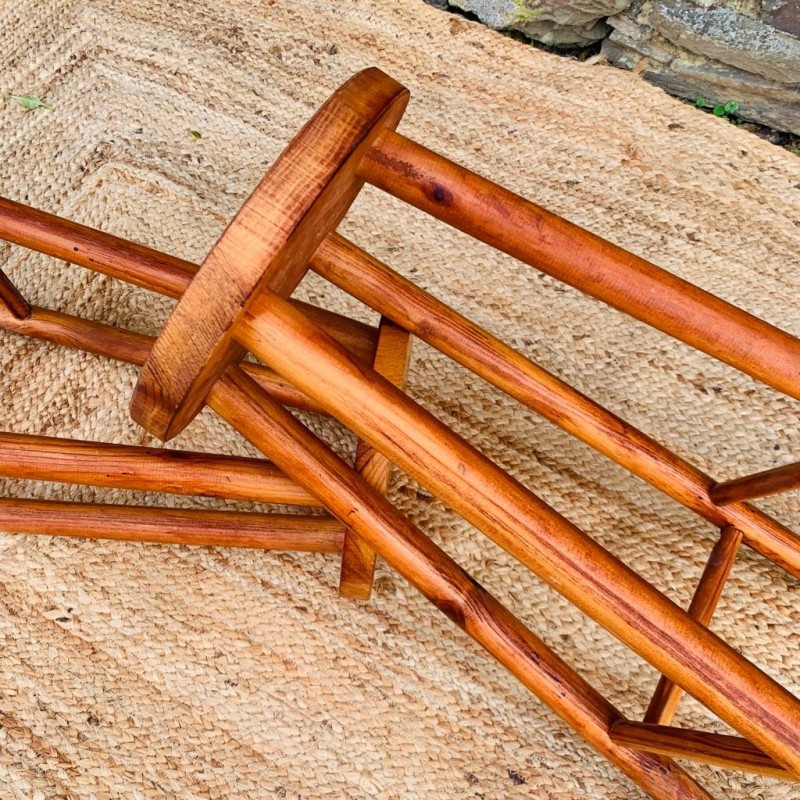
11,94,52,111
190,129,202,138
695,98,707,108
712,104,726,117
723,100,739,115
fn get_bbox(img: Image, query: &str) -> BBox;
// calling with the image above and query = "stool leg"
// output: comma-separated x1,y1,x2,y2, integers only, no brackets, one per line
233,290,800,775
359,130,800,403
0,498,342,551
0,431,321,507
310,233,800,580
207,366,712,800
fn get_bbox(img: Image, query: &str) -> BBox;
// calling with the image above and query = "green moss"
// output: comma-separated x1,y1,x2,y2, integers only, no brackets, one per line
508,0,545,25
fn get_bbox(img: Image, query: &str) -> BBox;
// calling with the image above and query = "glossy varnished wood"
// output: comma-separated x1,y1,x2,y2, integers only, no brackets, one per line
206,366,711,800
609,721,797,782
0,431,321,507
0,195,196,298
360,130,800,403
0,267,30,319
339,318,412,599
234,289,800,775
711,460,800,505
4,66,800,798
0,302,332,414
0,195,379,364
311,234,800,578
0,498,344,551
131,69,409,440
645,526,743,725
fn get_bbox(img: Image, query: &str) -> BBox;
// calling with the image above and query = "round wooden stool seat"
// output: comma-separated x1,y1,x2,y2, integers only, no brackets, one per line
131,68,408,441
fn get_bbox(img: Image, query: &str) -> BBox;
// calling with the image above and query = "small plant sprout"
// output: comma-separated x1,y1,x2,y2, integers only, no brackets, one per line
695,98,740,122
712,100,738,117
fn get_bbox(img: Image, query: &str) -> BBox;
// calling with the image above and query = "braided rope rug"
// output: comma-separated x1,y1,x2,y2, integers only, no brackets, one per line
1,0,799,797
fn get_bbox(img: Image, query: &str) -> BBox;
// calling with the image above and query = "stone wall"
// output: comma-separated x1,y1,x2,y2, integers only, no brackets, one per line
430,0,800,134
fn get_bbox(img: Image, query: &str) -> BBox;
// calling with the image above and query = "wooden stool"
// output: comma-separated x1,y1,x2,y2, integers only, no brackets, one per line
0,200,412,601
2,67,799,798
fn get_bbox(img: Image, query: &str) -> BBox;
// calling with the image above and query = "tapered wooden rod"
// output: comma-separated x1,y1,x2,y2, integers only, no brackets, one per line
0,303,327,414
644,526,743,725
207,367,711,800
0,195,378,363
0,431,321,507
339,318,412,599
0,498,344,551
311,235,800,578
609,721,797,782
711,461,800,506
236,291,800,774
0,196,195,297
0,267,30,319
360,131,800,403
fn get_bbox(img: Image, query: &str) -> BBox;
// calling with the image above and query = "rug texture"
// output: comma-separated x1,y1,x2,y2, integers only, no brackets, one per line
1,1,799,798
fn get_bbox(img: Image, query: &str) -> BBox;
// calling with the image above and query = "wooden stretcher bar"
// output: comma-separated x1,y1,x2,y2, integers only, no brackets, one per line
0,431,322,507
4,196,798,578
644,526,743,725
609,720,798,782
207,366,713,800
0,497,343,551
310,233,800,578
3,66,799,798
711,460,800,505
232,289,800,776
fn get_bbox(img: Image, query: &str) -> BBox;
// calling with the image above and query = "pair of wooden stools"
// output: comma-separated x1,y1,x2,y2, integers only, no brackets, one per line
1,68,799,798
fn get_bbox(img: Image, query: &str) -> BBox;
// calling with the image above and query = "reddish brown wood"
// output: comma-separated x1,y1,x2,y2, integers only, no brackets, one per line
645,526,743,725
132,69,409,440
206,366,711,800
711,461,800,505
0,498,343,551
339,318,412,599
609,721,798,782
0,195,193,298
360,130,800,403
0,267,30,319
0,302,328,414
0,431,321,507
4,66,800,796
311,234,800,579
0,195,379,363
233,290,800,775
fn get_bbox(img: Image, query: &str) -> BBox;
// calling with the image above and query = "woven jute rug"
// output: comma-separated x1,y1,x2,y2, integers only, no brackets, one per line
1,0,799,797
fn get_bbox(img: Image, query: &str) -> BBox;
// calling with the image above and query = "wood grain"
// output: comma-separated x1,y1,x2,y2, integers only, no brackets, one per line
0,194,379,363
360,130,800,403
0,267,30,319
644,526,743,725
235,289,800,775
0,302,328,414
207,366,712,800
0,430,321,507
0,498,343,551
131,68,409,440
711,461,800,505
610,720,797,782
339,318,412,599
311,233,800,579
